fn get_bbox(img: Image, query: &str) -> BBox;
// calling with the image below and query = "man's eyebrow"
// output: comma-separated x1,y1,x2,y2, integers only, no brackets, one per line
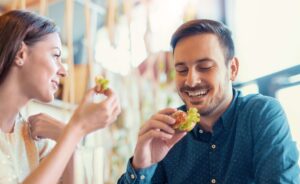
195,58,215,63
175,58,214,67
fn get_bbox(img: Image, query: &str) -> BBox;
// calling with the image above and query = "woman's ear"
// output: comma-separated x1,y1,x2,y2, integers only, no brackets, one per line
14,42,27,66
229,57,239,81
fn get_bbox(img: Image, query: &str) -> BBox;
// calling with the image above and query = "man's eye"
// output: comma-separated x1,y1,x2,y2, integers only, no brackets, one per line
176,68,188,74
197,66,212,71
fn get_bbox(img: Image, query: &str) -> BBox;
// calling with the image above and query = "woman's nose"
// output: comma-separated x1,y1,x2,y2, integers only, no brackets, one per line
57,62,67,77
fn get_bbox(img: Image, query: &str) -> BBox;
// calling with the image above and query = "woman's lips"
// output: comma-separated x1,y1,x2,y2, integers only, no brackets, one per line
51,80,59,90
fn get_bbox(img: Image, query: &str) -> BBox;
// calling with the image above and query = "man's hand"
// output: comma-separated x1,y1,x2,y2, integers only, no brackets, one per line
28,113,65,142
132,108,187,169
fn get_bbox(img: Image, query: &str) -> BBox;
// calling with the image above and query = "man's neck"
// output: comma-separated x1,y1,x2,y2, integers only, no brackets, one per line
199,92,234,133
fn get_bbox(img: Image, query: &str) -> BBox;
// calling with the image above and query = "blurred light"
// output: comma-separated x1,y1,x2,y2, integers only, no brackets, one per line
289,74,300,83
276,85,300,158
61,45,69,60
234,0,300,82
238,82,259,96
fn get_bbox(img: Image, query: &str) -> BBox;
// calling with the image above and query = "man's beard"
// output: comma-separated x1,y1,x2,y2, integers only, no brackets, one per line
178,83,230,117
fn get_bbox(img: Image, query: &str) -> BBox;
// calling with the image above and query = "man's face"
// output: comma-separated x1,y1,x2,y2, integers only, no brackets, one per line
174,33,237,116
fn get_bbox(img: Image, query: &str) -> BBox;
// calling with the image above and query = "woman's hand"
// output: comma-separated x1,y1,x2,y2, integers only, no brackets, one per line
68,87,121,137
22,87,121,184
28,113,65,142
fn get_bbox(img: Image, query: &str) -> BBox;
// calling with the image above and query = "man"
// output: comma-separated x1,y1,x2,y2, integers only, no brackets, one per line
118,19,299,183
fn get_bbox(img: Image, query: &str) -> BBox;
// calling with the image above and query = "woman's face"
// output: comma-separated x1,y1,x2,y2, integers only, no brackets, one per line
20,32,66,102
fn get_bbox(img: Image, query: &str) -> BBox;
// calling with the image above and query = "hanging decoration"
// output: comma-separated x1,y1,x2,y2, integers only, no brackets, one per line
39,0,47,16
62,0,75,104
107,0,117,47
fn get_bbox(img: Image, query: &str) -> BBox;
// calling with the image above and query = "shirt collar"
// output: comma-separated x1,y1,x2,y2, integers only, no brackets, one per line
220,88,240,130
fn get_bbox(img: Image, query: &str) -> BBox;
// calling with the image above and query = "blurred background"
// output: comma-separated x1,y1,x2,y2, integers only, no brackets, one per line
0,0,299,183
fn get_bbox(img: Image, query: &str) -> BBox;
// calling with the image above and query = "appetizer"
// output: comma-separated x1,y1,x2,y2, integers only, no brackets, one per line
172,107,200,131
95,75,109,92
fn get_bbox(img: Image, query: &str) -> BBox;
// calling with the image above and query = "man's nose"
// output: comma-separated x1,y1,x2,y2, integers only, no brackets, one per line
185,69,201,87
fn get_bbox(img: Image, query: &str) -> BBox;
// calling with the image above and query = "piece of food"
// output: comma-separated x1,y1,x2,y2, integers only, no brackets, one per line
172,108,200,131
95,75,109,92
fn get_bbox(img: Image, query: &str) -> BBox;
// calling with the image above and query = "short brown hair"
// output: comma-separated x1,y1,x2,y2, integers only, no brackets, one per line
171,19,235,63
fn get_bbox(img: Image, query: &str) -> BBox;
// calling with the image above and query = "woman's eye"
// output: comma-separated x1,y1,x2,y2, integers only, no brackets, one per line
53,54,60,59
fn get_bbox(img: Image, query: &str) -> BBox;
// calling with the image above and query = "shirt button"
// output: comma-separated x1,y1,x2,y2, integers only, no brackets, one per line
140,175,145,180
130,174,135,179
199,129,204,134
211,144,216,149
211,178,217,183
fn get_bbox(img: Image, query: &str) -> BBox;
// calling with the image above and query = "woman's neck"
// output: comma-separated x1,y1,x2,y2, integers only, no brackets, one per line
0,77,28,133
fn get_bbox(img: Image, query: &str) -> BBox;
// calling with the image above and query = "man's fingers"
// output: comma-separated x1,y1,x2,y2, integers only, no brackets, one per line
151,113,176,125
157,108,177,115
139,120,175,136
139,129,173,145
138,112,176,136
166,132,187,147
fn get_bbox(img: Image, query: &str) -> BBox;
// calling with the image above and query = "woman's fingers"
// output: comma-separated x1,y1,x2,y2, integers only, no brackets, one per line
79,88,96,105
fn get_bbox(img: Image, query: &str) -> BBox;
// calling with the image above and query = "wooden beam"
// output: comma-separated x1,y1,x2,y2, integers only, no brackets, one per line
2,0,60,11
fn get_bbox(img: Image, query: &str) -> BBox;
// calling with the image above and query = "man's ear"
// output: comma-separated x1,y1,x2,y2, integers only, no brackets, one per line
14,42,28,66
229,57,239,81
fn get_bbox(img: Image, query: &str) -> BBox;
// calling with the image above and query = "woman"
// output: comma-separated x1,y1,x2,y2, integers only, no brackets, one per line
0,10,121,183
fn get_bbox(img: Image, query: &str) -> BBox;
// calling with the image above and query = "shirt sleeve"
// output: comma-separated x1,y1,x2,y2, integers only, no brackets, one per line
117,157,157,184
251,98,300,183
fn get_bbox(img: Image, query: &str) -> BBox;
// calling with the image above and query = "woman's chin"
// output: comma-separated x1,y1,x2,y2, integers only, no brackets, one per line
36,94,54,103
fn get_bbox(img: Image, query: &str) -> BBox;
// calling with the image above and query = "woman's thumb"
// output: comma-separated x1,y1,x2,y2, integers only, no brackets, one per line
79,87,96,105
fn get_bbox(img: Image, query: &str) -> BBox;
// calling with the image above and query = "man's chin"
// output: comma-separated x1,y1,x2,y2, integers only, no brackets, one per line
186,102,203,111
186,102,212,116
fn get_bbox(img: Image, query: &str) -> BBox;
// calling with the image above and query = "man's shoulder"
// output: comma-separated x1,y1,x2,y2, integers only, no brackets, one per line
235,92,286,125
237,92,282,112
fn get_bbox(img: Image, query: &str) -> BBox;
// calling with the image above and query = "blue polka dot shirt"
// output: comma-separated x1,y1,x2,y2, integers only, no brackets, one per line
118,89,300,184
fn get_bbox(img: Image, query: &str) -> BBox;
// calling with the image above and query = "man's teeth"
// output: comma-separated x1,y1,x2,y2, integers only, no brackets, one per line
187,90,208,97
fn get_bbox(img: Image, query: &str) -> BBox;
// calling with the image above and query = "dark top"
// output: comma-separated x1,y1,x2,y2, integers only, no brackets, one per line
118,89,300,184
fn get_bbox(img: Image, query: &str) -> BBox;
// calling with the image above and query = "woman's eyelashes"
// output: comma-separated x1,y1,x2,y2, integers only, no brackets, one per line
52,53,61,62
